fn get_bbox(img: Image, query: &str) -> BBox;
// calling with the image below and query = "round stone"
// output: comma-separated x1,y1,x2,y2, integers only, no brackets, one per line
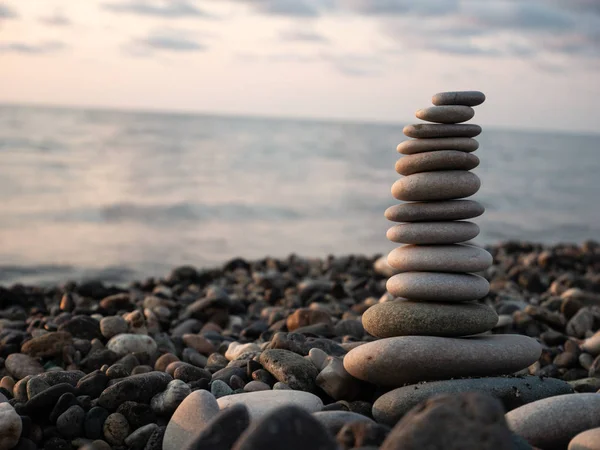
396,151,479,176
397,137,479,155
217,390,324,421
385,200,485,222
0,403,22,450
403,124,482,139
505,393,600,450
416,105,475,124
386,272,490,301
373,376,574,426
391,171,480,201
343,334,541,387
362,300,498,338
432,91,486,107
106,334,157,357
569,427,600,450
386,221,480,244
387,244,493,273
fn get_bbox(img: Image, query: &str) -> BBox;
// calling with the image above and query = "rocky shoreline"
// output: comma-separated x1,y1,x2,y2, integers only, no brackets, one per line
0,240,599,450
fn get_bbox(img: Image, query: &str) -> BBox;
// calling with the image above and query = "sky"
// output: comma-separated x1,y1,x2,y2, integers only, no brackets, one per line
1,0,599,132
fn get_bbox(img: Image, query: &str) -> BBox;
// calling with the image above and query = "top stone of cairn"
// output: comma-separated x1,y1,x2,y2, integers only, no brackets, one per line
432,90,486,107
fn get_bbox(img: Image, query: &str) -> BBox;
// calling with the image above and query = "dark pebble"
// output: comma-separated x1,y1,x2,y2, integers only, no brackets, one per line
56,404,85,439
85,406,110,439
182,404,250,450
98,372,173,410
143,425,166,450
49,392,79,424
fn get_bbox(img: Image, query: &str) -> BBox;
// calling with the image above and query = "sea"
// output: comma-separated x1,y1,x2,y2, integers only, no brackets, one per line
1,104,599,285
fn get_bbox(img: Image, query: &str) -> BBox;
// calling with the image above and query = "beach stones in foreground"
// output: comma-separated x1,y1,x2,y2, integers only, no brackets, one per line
0,403,22,450
217,390,324,420
569,427,600,450
386,221,479,244
373,376,574,425
432,90,486,107
343,335,541,387
181,404,250,450
385,200,484,222
391,170,480,201
380,392,513,450
362,300,498,338
403,123,482,139
506,393,600,450
395,150,479,175
416,105,475,124
387,244,492,273
386,272,489,301
397,137,479,154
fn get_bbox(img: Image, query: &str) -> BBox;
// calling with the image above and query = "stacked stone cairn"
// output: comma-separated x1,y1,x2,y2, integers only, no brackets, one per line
343,91,544,423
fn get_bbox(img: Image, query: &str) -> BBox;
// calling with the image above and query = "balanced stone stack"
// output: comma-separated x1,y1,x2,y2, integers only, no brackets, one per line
343,91,543,421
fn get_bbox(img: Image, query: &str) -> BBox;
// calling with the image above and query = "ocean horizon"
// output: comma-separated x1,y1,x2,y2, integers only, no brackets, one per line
1,103,599,285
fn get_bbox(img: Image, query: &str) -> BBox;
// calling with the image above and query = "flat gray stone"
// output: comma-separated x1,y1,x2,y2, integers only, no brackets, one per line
403,123,482,139
397,137,479,155
164,390,220,450
396,151,479,176
386,221,479,244
362,300,498,338
106,334,157,357
387,244,493,273
343,335,541,387
432,90,486,107
391,171,480,201
373,376,574,426
385,200,484,222
506,393,600,450
386,272,489,301
569,427,600,450
416,105,475,124
312,411,375,435
217,390,323,421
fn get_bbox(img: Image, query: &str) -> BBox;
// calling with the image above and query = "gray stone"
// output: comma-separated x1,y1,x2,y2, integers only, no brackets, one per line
103,412,130,446
164,390,219,450
0,403,22,450
386,272,489,301
396,150,479,176
385,200,484,222
403,123,482,139
316,356,362,401
27,377,50,400
210,380,233,398
180,404,250,450
387,221,479,244
343,335,541,387
506,393,600,450
362,300,498,338
391,171,480,201
106,334,157,357
100,316,128,340
150,379,191,415
569,427,600,450
387,244,492,273
5,354,44,380
124,424,158,450
98,372,173,410
56,405,86,439
397,137,479,154
243,381,270,392
217,390,323,420
416,105,475,124
373,376,574,425
380,392,512,450
312,411,375,435
432,90,486,107
259,349,318,392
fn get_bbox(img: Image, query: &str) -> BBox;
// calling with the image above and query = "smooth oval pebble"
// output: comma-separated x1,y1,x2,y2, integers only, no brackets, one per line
391,171,480,201
217,390,324,421
387,244,493,273
403,123,482,139
569,427,600,450
506,393,600,450
385,200,484,222
416,105,475,124
386,272,489,301
0,403,22,450
386,221,479,244
432,90,486,107
373,376,574,426
106,334,157,357
396,151,479,176
343,334,541,387
397,137,479,154
362,300,498,338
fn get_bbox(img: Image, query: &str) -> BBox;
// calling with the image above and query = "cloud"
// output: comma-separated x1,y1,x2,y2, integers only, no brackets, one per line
278,29,328,43
126,29,207,55
0,41,67,55
338,0,459,16
229,0,328,17
103,0,210,18
0,4,18,19
40,11,72,27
